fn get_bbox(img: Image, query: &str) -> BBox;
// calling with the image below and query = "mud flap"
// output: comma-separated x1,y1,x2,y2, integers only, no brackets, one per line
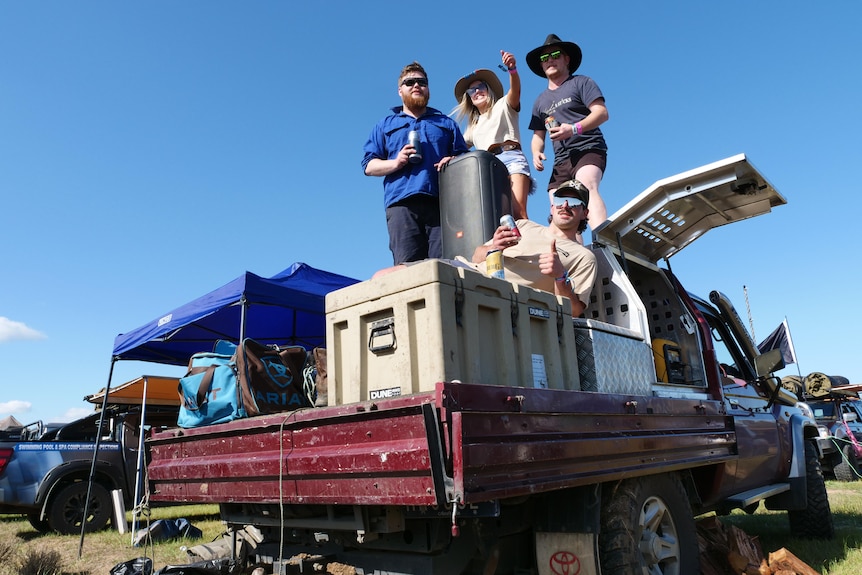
535,532,600,575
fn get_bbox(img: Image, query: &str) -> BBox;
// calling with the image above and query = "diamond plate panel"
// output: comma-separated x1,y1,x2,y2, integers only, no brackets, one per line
575,326,655,395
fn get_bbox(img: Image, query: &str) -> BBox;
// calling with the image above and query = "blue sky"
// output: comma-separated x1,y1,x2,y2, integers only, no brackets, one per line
2,1,860,424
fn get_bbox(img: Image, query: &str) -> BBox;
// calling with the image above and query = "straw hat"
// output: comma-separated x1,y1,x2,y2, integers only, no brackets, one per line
453,69,504,102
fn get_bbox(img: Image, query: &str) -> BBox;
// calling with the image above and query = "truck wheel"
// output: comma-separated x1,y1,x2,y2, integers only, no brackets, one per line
599,474,699,575
47,481,112,535
833,444,860,481
788,440,834,539
27,511,50,533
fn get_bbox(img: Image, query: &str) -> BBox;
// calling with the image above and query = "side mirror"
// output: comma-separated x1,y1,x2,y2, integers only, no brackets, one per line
754,348,785,378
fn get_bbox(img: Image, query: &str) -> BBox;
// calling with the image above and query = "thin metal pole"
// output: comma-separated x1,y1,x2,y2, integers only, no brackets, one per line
78,358,117,557
743,285,756,343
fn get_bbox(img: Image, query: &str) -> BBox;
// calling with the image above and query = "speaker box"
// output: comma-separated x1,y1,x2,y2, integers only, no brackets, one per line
439,151,512,260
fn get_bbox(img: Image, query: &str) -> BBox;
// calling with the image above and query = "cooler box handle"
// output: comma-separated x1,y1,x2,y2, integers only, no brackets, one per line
368,317,397,353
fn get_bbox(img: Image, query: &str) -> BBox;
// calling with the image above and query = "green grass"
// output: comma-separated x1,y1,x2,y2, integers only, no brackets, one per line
0,504,223,575
720,480,862,575
2,482,861,574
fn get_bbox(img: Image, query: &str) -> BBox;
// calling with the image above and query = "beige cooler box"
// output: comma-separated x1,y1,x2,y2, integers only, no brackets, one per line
325,260,579,405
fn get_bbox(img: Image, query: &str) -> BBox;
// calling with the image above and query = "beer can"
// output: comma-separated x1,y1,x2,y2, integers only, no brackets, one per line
486,249,505,280
545,116,560,130
500,214,521,238
407,130,422,164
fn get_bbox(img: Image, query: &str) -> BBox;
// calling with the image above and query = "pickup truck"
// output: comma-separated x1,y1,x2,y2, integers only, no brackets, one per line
144,155,833,575
0,389,178,535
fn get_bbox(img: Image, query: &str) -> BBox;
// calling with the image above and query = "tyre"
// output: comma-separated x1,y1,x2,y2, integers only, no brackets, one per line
788,440,834,539
599,474,700,575
833,444,860,482
27,511,50,533
47,481,112,535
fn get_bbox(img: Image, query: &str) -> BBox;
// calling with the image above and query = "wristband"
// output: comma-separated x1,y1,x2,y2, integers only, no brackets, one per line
574,122,583,135
555,275,569,283
508,67,518,74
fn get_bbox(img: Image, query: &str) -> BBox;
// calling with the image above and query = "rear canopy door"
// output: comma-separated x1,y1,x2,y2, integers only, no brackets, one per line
594,154,786,264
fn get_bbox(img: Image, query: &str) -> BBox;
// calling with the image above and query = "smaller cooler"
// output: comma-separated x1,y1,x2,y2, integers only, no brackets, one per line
439,151,511,260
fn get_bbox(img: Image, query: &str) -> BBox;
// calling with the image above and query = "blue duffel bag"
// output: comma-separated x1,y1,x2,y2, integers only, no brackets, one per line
177,351,245,428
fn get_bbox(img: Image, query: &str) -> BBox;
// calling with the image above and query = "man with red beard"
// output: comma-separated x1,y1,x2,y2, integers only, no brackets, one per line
363,62,468,264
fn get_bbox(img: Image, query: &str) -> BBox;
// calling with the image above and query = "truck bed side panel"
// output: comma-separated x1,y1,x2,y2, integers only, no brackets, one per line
442,383,737,501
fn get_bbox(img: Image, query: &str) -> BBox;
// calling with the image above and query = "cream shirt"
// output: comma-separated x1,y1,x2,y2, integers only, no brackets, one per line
465,97,521,150
457,220,597,307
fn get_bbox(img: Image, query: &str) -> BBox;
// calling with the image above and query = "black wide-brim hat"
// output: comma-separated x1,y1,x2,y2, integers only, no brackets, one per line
526,33,583,78
453,69,504,102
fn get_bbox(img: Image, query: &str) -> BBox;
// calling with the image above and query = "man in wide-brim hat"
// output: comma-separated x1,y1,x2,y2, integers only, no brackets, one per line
527,33,610,243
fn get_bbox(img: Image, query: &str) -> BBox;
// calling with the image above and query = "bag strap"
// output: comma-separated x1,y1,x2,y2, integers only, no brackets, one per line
195,365,218,407
177,364,220,410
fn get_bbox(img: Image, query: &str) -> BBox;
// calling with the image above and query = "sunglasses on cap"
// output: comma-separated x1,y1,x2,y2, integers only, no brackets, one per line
552,195,585,208
401,77,428,87
466,82,488,97
539,50,563,63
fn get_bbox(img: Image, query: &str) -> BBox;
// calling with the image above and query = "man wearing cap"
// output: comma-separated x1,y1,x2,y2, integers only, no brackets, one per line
371,179,596,316
526,33,609,240
362,61,469,265
469,179,597,316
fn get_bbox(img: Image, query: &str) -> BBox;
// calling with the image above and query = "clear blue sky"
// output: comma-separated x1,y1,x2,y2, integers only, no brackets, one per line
2,1,860,424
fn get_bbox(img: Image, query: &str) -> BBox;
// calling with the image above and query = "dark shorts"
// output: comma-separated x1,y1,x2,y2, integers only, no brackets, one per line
385,195,441,265
548,149,608,190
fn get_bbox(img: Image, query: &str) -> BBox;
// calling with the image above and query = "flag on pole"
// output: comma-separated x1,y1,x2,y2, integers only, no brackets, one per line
757,318,797,365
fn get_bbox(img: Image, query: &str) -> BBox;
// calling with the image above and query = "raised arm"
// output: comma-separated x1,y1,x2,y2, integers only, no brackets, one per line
501,50,521,112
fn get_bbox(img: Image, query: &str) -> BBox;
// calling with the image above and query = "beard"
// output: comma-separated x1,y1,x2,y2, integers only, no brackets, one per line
403,91,429,109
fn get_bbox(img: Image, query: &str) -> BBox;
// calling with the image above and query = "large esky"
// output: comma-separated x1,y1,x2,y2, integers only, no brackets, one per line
2,1,860,424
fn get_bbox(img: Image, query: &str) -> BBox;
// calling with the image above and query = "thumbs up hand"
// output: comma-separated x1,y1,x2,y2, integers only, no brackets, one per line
539,239,565,278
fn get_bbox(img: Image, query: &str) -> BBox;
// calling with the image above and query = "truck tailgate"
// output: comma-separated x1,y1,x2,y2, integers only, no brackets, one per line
147,392,444,506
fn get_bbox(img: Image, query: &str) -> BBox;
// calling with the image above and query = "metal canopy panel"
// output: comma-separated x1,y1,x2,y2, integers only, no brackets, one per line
594,154,786,263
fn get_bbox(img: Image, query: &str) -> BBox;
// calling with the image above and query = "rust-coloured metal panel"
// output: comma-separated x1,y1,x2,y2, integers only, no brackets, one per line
437,382,738,503
148,395,442,506
148,382,748,509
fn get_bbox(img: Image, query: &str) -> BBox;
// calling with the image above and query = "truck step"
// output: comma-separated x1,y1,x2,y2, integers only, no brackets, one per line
725,483,790,508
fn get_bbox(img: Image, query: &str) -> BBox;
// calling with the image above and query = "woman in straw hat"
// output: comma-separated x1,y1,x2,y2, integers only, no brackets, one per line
453,50,534,220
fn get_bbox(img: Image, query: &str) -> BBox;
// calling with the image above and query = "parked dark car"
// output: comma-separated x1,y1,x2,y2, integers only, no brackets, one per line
806,396,862,481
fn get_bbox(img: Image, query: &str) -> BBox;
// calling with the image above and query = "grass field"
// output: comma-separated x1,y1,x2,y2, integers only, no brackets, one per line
722,480,862,574
1,481,861,574
0,505,224,575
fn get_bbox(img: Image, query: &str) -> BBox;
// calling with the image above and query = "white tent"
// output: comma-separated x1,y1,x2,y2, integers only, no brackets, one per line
0,415,23,430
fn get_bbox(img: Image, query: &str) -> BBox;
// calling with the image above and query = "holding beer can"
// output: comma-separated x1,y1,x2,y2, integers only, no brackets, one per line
544,115,560,130
500,214,521,238
407,130,422,164
486,249,505,280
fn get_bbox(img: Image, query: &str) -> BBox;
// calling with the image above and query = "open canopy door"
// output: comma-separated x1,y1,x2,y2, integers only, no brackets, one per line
595,154,786,264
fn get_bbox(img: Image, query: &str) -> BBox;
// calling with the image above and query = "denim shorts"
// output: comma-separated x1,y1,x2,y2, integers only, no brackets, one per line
498,149,537,195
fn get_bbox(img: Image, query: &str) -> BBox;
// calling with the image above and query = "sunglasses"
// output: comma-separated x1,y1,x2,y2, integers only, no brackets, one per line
401,77,428,87
539,50,563,63
466,82,488,97
552,195,584,208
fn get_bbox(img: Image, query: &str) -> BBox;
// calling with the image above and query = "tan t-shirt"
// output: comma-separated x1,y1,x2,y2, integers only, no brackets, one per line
458,220,597,307
465,97,521,150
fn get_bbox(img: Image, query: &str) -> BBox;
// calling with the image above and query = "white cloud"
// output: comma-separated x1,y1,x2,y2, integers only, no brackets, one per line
0,317,47,342
62,407,94,422
0,400,32,414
